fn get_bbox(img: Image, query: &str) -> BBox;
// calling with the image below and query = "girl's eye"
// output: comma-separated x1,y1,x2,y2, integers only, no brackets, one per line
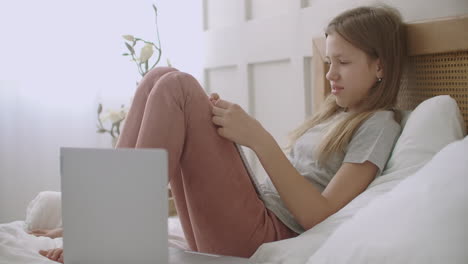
339,61,349,65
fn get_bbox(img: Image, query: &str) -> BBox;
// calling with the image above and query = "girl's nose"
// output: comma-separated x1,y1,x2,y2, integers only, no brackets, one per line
326,65,339,81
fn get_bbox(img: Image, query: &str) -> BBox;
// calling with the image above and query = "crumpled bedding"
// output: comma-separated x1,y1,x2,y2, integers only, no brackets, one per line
0,191,189,264
0,217,188,264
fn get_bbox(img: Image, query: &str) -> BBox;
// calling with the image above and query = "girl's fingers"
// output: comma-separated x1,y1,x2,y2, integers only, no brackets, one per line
209,98,218,106
217,127,226,137
209,93,219,100
31,229,45,235
213,99,231,109
209,94,219,104
212,106,226,116
39,248,64,262
51,249,63,260
212,116,224,126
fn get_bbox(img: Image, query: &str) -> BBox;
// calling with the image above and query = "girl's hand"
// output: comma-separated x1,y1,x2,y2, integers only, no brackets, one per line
211,98,268,149
29,227,63,238
209,93,220,105
39,248,64,263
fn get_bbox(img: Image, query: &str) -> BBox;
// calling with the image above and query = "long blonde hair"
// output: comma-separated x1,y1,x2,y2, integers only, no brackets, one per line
286,5,407,164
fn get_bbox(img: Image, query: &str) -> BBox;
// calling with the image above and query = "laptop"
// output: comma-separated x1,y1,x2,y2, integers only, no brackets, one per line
60,147,254,264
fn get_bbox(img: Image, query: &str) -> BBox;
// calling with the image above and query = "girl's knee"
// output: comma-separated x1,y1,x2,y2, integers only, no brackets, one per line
145,71,209,111
155,71,206,97
147,66,178,76
134,67,179,97
166,71,199,86
142,66,179,83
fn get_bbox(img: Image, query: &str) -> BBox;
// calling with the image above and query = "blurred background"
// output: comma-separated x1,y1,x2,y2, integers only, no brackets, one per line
1,0,467,222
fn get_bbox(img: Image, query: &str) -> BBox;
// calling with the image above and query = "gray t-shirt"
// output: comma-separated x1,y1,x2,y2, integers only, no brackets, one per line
259,110,401,234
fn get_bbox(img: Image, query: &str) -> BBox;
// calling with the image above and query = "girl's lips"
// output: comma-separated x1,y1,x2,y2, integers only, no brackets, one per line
331,85,344,95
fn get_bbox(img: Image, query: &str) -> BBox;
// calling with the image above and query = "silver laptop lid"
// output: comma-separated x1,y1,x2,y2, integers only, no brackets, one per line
60,147,168,264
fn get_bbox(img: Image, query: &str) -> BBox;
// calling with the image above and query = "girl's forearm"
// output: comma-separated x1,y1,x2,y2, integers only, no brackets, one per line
252,132,333,230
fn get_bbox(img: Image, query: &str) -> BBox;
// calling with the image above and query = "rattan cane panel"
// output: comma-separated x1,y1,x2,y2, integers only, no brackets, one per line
397,51,468,131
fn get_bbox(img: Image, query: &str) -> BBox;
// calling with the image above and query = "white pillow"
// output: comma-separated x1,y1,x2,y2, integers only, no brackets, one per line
398,110,411,129
383,95,466,174
24,191,62,231
307,136,468,264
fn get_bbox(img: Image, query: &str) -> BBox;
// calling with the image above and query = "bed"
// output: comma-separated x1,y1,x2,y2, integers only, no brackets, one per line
1,15,468,264
250,14,468,264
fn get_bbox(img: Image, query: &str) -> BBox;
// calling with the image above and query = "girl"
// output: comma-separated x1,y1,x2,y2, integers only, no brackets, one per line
39,4,406,262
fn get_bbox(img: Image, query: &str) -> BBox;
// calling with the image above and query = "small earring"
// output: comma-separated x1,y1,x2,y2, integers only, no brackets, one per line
377,78,382,83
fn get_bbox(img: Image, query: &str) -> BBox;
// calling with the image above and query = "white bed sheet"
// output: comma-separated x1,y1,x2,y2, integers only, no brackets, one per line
0,217,188,264
0,221,62,264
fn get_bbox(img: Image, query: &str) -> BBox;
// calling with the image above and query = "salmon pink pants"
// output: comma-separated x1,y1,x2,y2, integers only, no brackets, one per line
116,67,297,257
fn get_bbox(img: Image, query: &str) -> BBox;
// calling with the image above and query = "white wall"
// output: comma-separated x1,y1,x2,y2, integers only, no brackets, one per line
0,0,203,223
203,0,468,183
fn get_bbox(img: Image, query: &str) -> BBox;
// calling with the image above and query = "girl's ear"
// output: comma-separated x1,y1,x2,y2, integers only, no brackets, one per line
375,58,384,79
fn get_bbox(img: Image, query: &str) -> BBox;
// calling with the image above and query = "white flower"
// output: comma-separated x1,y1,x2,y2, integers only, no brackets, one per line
109,111,124,123
100,109,127,124
139,43,154,63
122,35,135,42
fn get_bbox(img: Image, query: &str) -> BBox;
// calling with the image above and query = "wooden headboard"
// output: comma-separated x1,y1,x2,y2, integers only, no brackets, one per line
312,15,468,131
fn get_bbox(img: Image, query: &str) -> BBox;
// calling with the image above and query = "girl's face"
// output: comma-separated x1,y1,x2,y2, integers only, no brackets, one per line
325,33,383,112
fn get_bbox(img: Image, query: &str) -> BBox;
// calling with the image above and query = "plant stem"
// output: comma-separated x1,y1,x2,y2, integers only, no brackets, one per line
131,52,144,76
150,4,162,70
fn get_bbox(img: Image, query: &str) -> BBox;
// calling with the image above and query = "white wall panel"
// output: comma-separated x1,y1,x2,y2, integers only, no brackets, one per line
247,0,295,20
204,0,242,30
301,0,313,8
247,59,305,181
250,60,304,146
389,0,468,21
205,66,249,110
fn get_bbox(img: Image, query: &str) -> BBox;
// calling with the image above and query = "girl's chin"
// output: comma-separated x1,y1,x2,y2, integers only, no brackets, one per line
335,99,347,108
